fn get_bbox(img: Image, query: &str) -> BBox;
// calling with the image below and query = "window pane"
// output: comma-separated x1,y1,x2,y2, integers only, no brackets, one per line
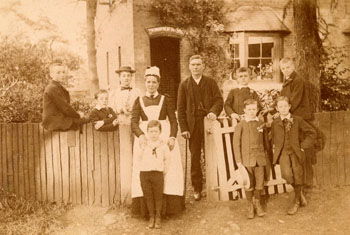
248,43,260,57
262,42,273,57
248,59,260,80
261,59,273,80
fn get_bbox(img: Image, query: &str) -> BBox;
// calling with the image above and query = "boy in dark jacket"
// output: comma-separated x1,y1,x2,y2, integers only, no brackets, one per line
233,99,267,219
224,67,261,126
42,60,88,131
280,57,316,191
89,90,118,131
271,96,316,215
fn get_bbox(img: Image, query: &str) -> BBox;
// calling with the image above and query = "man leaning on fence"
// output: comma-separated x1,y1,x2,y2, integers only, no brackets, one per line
42,60,88,131
177,55,223,201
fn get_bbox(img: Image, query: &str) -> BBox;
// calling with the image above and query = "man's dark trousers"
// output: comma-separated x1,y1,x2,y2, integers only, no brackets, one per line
189,115,205,193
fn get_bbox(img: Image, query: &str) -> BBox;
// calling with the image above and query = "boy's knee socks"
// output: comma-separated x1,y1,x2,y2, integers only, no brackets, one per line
245,190,253,201
254,190,261,200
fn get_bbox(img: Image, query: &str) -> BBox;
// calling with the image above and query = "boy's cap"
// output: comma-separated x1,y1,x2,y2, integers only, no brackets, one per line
232,166,250,190
115,66,136,74
144,66,160,78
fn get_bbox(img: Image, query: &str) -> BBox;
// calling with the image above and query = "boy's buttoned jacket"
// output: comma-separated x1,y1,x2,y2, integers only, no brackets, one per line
42,80,80,131
177,75,223,134
271,115,316,164
233,120,267,167
281,72,313,121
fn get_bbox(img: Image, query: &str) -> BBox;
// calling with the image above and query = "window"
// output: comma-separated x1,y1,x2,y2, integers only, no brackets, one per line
229,32,283,82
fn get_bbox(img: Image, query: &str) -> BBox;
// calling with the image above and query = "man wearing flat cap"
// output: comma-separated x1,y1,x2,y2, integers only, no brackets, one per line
109,66,140,125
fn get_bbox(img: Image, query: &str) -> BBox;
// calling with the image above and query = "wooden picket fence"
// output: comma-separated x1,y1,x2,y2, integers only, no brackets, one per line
1,111,350,204
204,111,350,202
0,123,133,206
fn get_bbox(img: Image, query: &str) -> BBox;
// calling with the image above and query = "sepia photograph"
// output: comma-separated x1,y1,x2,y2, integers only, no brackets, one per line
0,0,349,234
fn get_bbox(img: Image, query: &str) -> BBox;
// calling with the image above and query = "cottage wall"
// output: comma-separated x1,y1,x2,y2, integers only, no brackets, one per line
95,0,349,93
132,1,192,95
95,1,135,90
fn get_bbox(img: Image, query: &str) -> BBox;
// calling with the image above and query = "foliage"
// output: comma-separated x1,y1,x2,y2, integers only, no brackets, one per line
150,0,231,82
320,46,350,111
256,89,281,111
0,36,88,123
0,188,70,235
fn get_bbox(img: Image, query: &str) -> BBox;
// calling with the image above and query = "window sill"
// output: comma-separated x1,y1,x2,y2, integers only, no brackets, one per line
248,80,282,91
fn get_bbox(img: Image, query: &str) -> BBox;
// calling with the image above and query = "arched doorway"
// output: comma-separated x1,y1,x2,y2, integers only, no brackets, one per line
150,36,181,109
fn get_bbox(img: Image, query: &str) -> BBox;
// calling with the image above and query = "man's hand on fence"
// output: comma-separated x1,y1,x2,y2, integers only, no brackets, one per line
207,112,217,120
94,120,104,130
181,131,190,139
168,137,175,151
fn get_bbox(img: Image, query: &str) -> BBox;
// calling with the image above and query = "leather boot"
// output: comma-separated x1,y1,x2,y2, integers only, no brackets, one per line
154,215,161,229
254,190,265,217
148,215,155,228
287,185,301,215
255,199,265,217
245,191,254,219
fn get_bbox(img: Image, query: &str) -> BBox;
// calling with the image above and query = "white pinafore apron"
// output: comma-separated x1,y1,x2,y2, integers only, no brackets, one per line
131,95,184,198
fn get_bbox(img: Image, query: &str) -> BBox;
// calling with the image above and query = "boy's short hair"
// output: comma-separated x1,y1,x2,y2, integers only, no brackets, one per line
49,59,64,67
243,99,258,108
275,96,291,105
236,67,250,75
49,59,64,72
94,89,108,99
279,57,295,65
147,120,162,132
189,55,204,63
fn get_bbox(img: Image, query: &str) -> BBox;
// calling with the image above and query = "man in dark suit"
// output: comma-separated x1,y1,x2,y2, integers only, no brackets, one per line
280,57,315,191
42,60,88,131
177,55,223,201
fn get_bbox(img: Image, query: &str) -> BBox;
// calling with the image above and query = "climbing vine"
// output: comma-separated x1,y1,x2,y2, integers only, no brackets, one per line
150,0,231,83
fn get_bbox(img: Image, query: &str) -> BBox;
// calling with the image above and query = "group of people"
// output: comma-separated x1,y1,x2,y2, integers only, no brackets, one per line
42,55,317,228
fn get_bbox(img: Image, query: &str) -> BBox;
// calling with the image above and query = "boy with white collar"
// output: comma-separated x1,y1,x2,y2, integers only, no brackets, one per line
89,89,118,131
233,99,268,219
271,96,316,215
224,67,260,125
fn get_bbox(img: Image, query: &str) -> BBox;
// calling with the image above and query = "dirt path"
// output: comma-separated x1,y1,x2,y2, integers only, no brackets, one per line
53,186,350,235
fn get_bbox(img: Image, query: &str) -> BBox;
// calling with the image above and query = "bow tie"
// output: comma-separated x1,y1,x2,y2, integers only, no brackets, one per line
121,87,132,91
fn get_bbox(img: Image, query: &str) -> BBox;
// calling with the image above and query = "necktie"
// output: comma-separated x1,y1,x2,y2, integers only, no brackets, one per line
150,95,154,99
121,87,132,91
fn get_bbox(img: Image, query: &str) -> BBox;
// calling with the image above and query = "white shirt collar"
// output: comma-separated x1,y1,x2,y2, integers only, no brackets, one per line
95,104,106,111
192,75,202,85
280,113,292,120
146,91,159,98
244,116,259,122
236,84,249,89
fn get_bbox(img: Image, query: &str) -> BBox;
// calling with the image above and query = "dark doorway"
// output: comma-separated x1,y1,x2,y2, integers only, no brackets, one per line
150,37,181,109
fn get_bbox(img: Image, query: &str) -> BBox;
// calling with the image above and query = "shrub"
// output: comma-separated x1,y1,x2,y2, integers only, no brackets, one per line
320,46,350,111
0,36,88,123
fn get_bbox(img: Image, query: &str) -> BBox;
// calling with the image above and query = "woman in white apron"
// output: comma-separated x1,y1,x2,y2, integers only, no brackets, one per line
131,66,184,218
